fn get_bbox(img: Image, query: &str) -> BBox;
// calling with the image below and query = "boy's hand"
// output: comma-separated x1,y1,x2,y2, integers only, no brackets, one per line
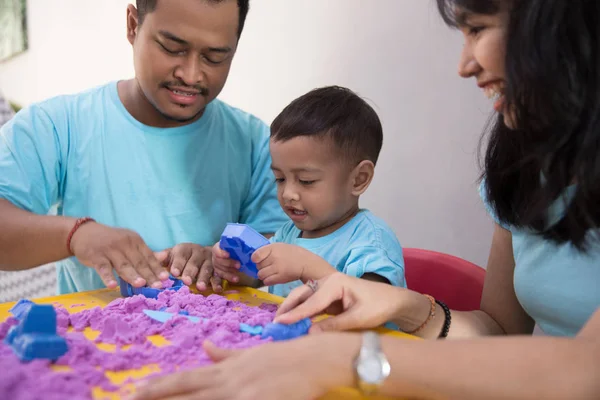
155,243,223,292
251,243,336,285
212,242,242,284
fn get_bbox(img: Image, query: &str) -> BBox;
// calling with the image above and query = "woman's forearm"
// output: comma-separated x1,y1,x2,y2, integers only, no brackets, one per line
389,288,505,339
377,334,600,400
323,331,600,400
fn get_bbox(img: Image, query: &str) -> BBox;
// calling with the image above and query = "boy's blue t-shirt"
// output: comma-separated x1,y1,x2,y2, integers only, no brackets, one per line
479,182,600,337
0,81,288,294
268,209,406,298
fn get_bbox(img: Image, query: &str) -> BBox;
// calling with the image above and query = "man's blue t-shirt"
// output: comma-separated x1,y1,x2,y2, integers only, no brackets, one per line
0,81,288,294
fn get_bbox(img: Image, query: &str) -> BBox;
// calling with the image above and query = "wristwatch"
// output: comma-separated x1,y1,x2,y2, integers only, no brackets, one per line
353,331,391,395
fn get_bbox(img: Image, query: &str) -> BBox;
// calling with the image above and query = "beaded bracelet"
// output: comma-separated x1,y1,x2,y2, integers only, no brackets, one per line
406,294,436,335
436,299,452,338
66,217,95,255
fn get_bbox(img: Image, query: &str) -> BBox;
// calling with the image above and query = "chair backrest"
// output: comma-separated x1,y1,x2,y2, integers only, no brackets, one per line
404,248,486,311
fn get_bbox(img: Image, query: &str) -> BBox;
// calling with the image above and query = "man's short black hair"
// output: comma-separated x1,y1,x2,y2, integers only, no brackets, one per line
271,86,383,166
136,0,250,38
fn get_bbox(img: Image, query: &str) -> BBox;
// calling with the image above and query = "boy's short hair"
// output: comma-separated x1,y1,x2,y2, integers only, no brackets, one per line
270,86,383,165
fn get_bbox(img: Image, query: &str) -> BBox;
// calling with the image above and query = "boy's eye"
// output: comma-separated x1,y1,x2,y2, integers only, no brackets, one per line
274,178,285,184
299,180,316,185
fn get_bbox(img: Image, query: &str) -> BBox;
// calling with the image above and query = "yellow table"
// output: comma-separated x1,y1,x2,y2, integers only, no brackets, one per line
0,286,414,399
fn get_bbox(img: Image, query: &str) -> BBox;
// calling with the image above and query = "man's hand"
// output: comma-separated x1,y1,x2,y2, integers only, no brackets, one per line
155,243,223,292
70,222,169,289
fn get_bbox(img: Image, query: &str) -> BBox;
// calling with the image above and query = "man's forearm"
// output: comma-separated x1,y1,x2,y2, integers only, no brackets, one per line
0,199,76,270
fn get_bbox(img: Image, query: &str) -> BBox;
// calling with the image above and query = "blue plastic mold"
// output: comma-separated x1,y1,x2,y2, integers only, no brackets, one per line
219,223,270,279
239,323,264,336
119,275,184,299
9,299,34,320
260,318,312,341
143,309,311,341
4,303,68,362
239,318,312,341
143,309,201,323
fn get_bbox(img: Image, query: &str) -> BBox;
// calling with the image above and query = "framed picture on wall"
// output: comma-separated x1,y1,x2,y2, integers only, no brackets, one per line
0,0,28,62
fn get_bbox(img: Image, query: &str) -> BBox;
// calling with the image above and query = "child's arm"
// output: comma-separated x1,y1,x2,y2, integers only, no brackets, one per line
252,243,337,286
299,256,337,282
342,246,405,288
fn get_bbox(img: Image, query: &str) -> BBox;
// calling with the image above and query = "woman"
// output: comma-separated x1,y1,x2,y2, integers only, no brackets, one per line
130,0,600,399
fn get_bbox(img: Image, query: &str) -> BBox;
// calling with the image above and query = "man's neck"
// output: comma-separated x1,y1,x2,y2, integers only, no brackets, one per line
117,79,204,128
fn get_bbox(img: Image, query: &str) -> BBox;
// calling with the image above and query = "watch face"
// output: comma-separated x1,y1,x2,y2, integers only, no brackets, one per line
357,354,387,383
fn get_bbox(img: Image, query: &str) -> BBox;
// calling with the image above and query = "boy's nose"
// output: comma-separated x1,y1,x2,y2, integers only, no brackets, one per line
282,186,300,202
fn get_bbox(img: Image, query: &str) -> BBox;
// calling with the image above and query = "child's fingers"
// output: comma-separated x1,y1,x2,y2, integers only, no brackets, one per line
261,273,281,286
213,266,239,283
212,242,230,258
214,259,240,274
213,263,236,274
257,266,276,281
251,245,271,264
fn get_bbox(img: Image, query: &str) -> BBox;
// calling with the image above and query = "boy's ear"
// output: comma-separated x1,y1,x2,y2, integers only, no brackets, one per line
350,160,375,196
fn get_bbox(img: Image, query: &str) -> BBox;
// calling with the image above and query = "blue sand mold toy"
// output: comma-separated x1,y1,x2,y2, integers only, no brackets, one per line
119,275,185,299
9,299,34,320
143,309,312,341
219,223,270,279
159,306,190,315
143,309,202,323
5,303,68,362
258,318,312,341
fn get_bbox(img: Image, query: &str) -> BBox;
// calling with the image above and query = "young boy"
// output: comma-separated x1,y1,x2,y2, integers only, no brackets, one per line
213,86,405,297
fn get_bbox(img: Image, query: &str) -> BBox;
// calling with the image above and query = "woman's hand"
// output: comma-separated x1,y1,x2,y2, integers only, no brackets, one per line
274,272,408,332
129,333,360,400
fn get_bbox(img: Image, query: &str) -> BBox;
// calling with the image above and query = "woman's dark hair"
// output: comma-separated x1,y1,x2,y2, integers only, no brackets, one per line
437,0,600,250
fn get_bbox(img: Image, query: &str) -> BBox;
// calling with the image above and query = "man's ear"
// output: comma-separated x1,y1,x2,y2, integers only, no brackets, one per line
126,4,140,46
350,160,375,196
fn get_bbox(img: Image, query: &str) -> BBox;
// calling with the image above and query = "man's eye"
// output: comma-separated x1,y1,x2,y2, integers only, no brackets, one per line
203,55,227,65
158,42,185,55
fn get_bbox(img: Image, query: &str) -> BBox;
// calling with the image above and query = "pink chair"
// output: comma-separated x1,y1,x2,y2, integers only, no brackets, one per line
403,248,486,311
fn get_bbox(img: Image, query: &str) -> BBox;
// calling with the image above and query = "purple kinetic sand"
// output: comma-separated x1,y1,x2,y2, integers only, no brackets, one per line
0,287,276,399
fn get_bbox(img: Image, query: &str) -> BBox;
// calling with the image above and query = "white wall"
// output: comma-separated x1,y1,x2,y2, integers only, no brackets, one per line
0,0,494,266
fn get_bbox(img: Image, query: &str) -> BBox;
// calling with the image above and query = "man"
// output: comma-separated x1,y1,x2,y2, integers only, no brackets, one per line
0,0,287,294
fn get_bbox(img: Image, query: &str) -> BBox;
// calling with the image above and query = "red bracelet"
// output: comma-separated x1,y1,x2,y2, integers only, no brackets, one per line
67,217,95,255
